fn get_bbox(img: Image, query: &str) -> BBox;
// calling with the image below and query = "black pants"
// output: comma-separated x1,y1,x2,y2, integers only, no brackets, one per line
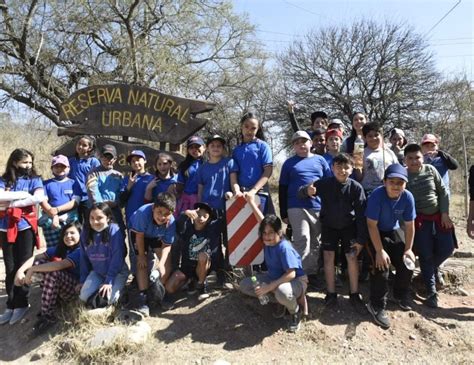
1,230,35,309
369,230,412,309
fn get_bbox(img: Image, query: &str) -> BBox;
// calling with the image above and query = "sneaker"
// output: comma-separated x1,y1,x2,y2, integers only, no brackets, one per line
9,306,30,325
272,304,287,319
288,307,301,333
0,309,13,325
187,279,197,295
435,270,445,288
366,302,390,329
424,293,438,308
160,294,175,311
349,293,367,315
216,272,234,290
32,314,57,336
197,283,210,301
324,292,338,307
136,293,150,317
395,297,412,311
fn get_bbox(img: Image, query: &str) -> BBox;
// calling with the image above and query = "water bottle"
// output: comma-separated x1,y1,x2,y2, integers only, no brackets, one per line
353,135,365,169
150,269,160,283
353,135,364,154
403,255,415,271
251,276,269,305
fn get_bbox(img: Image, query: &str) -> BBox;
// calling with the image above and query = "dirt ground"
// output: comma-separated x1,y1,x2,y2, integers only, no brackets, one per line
0,201,473,364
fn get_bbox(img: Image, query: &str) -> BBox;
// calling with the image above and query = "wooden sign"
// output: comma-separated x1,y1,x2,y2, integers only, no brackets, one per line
57,84,215,144
54,137,184,173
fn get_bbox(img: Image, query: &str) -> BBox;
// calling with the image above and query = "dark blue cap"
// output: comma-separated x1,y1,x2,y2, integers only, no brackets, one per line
186,136,205,148
384,164,408,182
126,150,146,163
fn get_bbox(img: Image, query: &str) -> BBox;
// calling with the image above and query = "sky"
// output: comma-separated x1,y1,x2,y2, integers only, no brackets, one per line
232,0,473,80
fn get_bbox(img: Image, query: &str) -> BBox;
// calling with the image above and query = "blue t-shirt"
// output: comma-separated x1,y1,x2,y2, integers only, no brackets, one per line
0,176,43,231
45,246,81,280
68,156,101,201
151,174,178,198
279,154,331,211
365,186,416,231
264,239,305,281
177,159,204,195
196,157,234,210
129,203,176,244
79,223,126,284
43,177,80,207
231,139,273,189
120,172,154,224
322,153,335,177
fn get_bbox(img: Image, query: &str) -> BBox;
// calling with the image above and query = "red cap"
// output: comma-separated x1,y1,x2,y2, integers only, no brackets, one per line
325,128,343,140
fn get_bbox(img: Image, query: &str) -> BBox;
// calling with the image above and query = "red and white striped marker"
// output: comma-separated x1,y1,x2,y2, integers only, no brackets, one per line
226,195,264,266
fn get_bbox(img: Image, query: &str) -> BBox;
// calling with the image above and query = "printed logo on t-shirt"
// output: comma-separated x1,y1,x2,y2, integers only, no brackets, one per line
64,189,73,194
188,234,210,261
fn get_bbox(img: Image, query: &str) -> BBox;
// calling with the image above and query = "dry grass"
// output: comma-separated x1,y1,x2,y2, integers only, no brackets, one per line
51,302,143,364
0,118,67,175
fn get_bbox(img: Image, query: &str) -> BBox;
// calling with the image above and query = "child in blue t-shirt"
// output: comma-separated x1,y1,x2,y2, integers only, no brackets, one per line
175,136,206,216
322,129,343,176
86,144,124,231
120,150,154,224
78,203,129,307
230,112,273,214
14,221,82,335
365,164,416,329
278,131,331,278
129,192,176,316
197,135,234,288
0,148,45,326
166,202,223,302
144,152,178,203
68,135,100,223
119,150,154,275
40,155,80,248
240,195,308,333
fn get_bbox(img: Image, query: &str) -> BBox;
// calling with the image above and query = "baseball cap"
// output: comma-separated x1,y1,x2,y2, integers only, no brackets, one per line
100,144,117,158
51,154,69,167
126,150,146,163
291,130,312,143
384,164,408,182
325,128,343,140
186,136,205,148
206,135,226,146
421,134,438,145
328,119,345,130
194,202,215,220
310,111,328,122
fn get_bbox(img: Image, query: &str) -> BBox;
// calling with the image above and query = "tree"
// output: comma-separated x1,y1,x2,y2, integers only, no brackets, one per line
0,0,269,127
277,20,439,130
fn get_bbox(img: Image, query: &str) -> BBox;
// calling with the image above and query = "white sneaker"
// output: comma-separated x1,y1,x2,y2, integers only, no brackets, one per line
0,309,14,325
9,306,30,325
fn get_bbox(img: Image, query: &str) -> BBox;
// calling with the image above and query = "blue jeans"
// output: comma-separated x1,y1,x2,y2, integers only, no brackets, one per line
79,263,129,305
414,220,454,295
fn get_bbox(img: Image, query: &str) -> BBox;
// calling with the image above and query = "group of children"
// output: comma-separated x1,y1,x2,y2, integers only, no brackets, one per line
0,108,461,335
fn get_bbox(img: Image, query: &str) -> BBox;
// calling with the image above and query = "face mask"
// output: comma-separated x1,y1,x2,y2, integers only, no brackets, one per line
93,223,109,233
17,167,31,176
